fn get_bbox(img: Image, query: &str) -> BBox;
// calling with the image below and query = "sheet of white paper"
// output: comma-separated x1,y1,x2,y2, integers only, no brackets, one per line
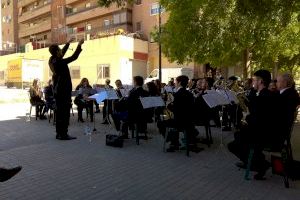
140,96,165,109
216,90,238,104
89,92,107,103
106,90,119,100
202,91,231,108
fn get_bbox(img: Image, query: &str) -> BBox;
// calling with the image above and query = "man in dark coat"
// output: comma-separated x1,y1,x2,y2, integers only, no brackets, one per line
127,76,149,133
49,38,84,140
276,73,300,145
228,70,275,180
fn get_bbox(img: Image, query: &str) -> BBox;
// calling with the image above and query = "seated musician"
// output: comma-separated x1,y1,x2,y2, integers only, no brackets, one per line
193,78,211,126
43,79,55,114
276,73,300,147
161,75,201,152
29,79,46,120
127,76,149,135
102,79,113,124
112,80,129,138
74,78,94,122
228,70,276,180
268,79,279,95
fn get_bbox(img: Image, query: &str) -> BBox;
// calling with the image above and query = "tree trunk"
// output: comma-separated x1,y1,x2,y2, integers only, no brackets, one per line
242,49,251,79
272,61,278,79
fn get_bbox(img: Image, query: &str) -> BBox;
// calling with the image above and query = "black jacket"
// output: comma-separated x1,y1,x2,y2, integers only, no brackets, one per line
127,87,149,122
277,88,300,139
169,88,195,129
246,88,275,145
49,43,82,100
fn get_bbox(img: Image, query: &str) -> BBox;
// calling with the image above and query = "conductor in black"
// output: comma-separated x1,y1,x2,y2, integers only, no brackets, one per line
49,38,84,140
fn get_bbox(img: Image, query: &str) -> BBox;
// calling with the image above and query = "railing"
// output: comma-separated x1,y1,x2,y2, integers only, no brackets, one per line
18,2,51,23
19,20,51,38
67,24,133,41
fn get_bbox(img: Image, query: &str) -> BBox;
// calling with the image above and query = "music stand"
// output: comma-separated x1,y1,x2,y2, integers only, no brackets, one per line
89,89,119,127
135,96,165,145
202,91,231,148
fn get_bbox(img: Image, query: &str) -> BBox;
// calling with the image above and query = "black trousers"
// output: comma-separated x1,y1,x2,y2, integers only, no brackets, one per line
102,100,113,122
75,100,94,121
227,130,267,173
55,96,71,137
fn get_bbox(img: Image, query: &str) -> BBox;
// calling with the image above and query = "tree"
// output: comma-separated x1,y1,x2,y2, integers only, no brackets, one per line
98,0,300,77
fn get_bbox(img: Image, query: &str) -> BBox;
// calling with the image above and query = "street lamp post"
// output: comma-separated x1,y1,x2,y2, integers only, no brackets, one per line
158,3,162,82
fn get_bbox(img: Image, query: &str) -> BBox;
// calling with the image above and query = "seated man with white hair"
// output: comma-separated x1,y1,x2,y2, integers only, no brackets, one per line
276,73,300,146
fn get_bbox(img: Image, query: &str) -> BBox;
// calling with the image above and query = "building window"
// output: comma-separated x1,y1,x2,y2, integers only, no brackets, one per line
113,14,120,25
44,35,47,40
135,0,142,5
86,24,92,31
85,3,91,8
150,3,164,16
97,64,110,79
70,66,80,79
104,19,110,26
136,22,142,31
7,0,10,6
0,71,5,80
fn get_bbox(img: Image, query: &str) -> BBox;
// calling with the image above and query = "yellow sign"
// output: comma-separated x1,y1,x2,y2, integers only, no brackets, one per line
7,59,22,82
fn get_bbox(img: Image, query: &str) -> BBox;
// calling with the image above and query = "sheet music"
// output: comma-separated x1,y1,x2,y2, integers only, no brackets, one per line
88,90,119,103
106,90,119,100
216,89,239,104
202,91,231,108
140,96,165,109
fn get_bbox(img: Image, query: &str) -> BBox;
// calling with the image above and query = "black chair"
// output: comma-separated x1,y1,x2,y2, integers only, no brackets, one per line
195,120,213,148
163,127,190,157
244,117,296,188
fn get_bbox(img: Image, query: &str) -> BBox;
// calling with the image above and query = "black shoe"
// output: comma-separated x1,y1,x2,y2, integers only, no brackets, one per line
56,134,62,140
190,146,204,153
39,115,47,120
0,166,22,182
95,110,100,113
254,173,266,180
166,147,176,152
222,127,232,131
120,135,129,139
102,121,109,124
235,162,246,169
78,118,85,123
59,135,77,140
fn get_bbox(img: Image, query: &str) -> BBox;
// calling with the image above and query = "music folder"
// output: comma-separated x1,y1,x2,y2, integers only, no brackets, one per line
140,96,165,109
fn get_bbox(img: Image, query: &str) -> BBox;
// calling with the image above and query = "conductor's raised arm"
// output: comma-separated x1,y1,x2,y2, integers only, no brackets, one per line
61,38,75,56
63,39,84,64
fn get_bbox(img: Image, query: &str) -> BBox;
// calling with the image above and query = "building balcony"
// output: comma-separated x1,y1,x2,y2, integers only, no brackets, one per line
18,3,51,23
19,22,51,38
18,0,52,8
65,0,81,5
66,4,127,25
67,23,133,41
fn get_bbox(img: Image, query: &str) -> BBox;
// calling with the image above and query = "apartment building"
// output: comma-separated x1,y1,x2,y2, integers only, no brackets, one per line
1,0,18,54
132,0,205,77
17,0,133,48
1,0,205,78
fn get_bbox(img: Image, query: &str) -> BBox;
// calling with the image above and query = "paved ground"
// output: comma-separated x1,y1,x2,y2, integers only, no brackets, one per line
0,103,300,200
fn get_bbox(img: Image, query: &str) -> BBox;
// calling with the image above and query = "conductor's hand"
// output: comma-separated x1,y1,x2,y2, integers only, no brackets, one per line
67,37,75,43
79,39,84,46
